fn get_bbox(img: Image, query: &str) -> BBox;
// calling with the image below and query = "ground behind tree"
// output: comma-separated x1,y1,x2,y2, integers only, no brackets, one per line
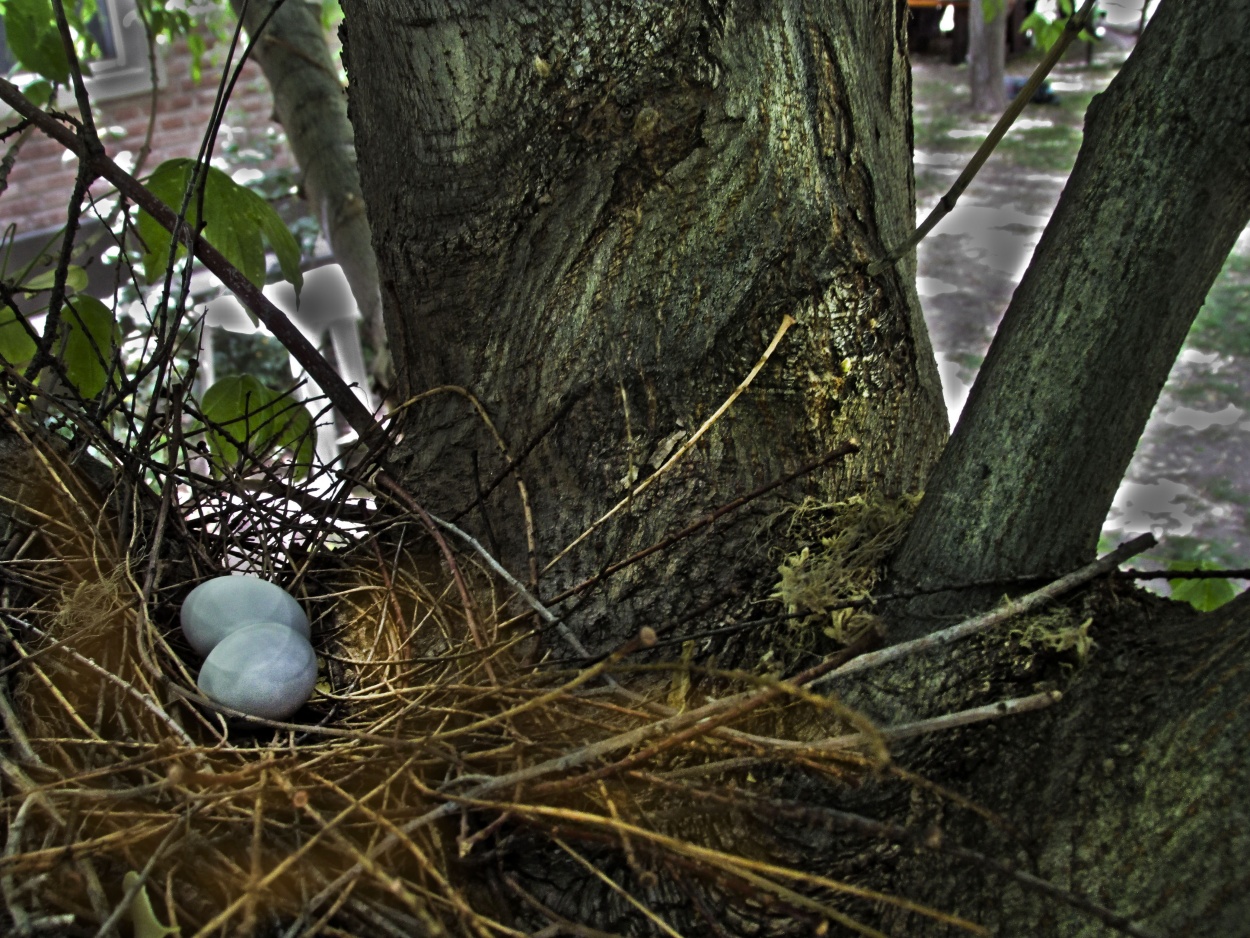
912,45,1250,580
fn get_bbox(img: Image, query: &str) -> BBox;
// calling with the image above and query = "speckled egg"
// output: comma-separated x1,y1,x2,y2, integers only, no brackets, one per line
180,574,309,656
197,622,318,720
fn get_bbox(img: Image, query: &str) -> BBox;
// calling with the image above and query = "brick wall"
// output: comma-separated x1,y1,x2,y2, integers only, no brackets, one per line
2,38,293,237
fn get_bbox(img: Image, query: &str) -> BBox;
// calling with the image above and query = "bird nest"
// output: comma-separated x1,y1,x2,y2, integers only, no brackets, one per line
0,419,991,938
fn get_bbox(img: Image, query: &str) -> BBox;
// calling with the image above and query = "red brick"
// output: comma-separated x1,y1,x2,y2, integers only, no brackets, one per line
13,161,70,183
13,143,58,166
1,195,38,216
5,34,292,238
105,103,144,123
158,114,190,132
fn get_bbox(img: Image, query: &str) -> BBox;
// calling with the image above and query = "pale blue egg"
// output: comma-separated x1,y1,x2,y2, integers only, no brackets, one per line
180,575,309,655
198,623,318,720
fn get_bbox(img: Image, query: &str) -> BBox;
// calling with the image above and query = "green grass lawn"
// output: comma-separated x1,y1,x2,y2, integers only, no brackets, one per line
1189,252,1250,357
911,62,1095,177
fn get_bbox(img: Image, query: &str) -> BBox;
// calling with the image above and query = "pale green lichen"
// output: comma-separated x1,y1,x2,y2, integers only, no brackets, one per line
771,493,921,643
1011,612,1097,664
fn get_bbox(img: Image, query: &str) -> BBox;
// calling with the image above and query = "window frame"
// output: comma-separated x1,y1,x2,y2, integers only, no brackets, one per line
0,0,161,104
78,0,162,102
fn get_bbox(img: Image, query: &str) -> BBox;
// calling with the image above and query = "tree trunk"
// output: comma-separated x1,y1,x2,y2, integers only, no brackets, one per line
892,0,1250,630
231,0,389,379
493,578,1250,936
969,0,1007,112
817,581,1250,937
342,1,947,652
334,1,1250,935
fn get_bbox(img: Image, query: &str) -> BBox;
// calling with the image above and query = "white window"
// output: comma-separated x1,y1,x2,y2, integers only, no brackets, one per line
0,0,158,102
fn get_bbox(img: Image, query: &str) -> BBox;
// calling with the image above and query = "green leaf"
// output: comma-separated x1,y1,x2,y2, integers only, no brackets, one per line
322,1,345,32
1020,11,1051,35
254,199,303,301
1168,561,1237,612
1171,577,1235,612
199,376,313,474
185,31,205,83
137,159,303,298
1022,15,1068,53
62,295,118,397
200,374,275,467
0,305,38,367
1042,20,1067,51
20,265,88,294
4,0,70,84
64,0,99,60
266,397,314,478
981,0,1005,22
20,78,52,107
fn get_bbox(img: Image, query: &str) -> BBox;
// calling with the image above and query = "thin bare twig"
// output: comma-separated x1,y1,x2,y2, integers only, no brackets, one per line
5,614,198,750
868,0,1100,275
433,439,853,668
812,533,1157,690
542,314,797,576
428,512,592,661
545,439,861,606
783,690,1062,753
1117,567,1250,581
372,474,494,683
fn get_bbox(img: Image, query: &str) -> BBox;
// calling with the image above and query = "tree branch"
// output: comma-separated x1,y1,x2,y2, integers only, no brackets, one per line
869,0,1099,274
0,77,386,451
816,532,1156,688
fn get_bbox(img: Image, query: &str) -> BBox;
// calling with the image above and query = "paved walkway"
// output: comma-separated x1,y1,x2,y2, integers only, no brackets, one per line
913,53,1250,571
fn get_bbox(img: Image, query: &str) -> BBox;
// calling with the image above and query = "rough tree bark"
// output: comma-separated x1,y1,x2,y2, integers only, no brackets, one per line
820,577,1250,937
342,0,948,653
891,0,1250,624
337,0,1250,934
231,0,389,377
852,2,1250,932
969,0,1007,113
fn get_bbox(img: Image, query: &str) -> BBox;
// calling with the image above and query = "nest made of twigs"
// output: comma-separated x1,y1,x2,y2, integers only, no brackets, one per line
0,427,989,938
